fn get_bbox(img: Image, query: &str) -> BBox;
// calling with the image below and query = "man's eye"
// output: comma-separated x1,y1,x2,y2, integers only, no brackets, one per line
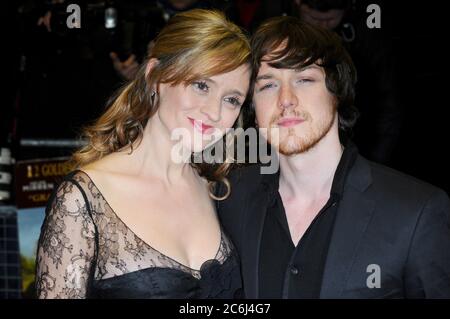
297,78,314,84
193,81,209,92
225,96,242,107
258,83,274,92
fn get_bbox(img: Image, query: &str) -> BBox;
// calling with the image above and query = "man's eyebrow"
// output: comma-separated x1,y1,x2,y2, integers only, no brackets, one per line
256,65,321,81
295,64,322,72
256,74,274,81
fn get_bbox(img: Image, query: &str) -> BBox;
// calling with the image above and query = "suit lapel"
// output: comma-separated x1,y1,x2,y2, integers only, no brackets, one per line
241,171,276,299
242,195,270,298
320,156,376,298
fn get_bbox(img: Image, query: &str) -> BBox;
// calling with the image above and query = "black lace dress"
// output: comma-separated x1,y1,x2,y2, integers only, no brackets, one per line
35,170,242,299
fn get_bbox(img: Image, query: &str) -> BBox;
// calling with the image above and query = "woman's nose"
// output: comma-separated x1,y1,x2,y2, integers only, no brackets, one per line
201,101,221,122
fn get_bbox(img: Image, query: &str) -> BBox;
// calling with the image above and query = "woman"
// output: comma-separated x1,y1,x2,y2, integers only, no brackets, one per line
35,9,251,299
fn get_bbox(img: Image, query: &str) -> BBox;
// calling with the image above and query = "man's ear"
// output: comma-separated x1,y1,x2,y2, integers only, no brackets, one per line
145,58,159,78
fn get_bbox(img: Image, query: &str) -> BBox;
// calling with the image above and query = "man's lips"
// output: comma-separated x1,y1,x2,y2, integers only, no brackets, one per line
277,117,305,127
188,117,215,134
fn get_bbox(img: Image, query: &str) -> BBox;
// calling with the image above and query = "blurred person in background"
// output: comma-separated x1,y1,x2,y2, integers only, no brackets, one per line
109,0,218,80
292,0,401,165
18,0,217,142
223,0,292,33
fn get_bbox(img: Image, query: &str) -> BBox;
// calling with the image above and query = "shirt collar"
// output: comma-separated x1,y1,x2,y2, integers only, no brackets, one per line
261,140,359,200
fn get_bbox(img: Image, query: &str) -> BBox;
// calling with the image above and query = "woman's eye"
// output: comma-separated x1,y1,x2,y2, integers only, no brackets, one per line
193,81,209,92
225,96,242,107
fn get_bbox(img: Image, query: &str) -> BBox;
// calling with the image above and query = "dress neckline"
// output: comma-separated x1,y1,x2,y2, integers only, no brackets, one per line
72,169,225,273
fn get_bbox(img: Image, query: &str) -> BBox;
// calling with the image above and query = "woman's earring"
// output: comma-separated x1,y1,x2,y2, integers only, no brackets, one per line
151,90,156,103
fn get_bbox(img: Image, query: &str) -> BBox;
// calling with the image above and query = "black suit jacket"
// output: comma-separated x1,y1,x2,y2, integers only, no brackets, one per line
217,155,450,298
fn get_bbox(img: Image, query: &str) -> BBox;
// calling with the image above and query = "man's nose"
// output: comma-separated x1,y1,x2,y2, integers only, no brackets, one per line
278,85,298,110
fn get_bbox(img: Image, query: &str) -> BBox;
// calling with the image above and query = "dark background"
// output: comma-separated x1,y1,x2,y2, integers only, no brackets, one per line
385,1,449,193
3,0,449,194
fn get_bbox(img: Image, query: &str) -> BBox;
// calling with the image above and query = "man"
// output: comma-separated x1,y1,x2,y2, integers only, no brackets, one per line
217,16,450,298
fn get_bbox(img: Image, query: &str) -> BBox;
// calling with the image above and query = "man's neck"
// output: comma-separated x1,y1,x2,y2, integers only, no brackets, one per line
278,128,343,201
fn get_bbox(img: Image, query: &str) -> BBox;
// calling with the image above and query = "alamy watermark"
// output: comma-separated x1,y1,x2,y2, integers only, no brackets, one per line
170,126,280,175
65,3,382,30
66,4,81,29
366,264,381,288
366,4,382,29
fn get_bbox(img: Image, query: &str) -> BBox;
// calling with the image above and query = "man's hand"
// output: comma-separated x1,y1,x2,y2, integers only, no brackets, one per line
37,11,52,32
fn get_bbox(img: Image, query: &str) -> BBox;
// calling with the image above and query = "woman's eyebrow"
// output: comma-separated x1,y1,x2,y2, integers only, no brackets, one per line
225,89,245,97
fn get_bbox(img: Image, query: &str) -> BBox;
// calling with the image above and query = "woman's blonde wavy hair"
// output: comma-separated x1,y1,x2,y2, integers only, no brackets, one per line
71,9,251,200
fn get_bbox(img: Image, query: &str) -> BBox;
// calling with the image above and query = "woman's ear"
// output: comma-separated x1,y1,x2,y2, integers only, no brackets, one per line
145,58,159,78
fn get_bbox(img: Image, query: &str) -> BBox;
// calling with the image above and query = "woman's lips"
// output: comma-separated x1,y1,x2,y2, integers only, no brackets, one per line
277,117,305,127
188,117,215,134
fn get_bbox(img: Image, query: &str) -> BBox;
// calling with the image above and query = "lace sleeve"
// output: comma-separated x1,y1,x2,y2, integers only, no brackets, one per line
35,179,97,299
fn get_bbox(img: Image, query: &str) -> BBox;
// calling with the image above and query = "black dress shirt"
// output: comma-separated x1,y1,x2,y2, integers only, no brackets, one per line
259,144,358,298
